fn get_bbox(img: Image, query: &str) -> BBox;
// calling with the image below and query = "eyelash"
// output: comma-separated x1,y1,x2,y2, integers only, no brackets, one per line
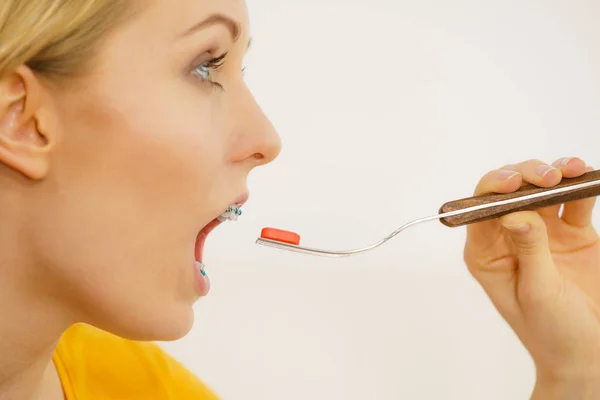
192,53,228,89
191,53,248,90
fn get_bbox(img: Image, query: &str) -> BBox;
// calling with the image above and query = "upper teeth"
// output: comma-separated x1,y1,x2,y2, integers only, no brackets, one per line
217,204,242,222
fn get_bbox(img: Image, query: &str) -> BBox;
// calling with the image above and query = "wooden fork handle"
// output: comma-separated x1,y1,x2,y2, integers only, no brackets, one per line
439,169,600,227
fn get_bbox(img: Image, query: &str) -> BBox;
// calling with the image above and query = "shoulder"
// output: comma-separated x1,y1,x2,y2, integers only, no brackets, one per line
54,323,219,399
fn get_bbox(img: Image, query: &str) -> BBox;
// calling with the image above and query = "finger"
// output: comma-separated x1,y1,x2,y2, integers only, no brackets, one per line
502,159,563,188
473,168,522,196
559,163,596,227
538,156,586,221
503,160,565,219
499,211,562,308
551,157,587,178
467,168,523,250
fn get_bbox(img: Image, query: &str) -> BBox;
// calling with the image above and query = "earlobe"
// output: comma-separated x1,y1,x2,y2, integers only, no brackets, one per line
0,66,54,180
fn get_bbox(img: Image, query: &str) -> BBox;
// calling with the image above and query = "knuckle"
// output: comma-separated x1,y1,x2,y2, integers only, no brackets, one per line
501,163,518,171
509,228,547,256
511,238,539,256
463,245,509,275
463,252,483,277
526,158,545,166
474,172,496,193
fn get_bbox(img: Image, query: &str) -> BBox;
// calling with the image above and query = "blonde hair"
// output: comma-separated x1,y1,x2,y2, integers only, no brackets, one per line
0,0,136,80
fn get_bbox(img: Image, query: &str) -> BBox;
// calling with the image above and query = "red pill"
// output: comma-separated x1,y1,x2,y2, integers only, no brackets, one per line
260,228,301,245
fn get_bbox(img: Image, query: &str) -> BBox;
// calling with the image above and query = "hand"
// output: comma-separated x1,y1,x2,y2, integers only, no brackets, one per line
464,158,600,397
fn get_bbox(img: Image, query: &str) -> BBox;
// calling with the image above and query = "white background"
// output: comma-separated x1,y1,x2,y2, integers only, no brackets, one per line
160,1,600,399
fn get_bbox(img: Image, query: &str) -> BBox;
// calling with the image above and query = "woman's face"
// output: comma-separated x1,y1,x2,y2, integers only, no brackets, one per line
15,0,281,340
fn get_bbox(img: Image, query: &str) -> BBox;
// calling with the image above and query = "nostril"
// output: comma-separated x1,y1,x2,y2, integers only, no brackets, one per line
253,153,264,160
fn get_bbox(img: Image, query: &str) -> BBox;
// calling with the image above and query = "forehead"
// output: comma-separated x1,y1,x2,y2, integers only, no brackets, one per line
69,0,250,103
149,0,249,35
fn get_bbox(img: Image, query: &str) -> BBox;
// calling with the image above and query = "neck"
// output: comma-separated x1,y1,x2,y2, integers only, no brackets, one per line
0,356,58,400
0,185,71,399
0,258,70,400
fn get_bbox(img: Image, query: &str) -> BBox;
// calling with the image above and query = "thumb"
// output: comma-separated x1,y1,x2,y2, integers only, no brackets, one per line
499,211,561,304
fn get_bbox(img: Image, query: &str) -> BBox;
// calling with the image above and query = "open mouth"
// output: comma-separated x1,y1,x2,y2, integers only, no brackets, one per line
194,194,248,265
191,198,246,297
194,218,225,264
191,193,248,296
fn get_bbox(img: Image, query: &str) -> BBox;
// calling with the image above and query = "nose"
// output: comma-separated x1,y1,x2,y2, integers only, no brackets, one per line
228,90,282,167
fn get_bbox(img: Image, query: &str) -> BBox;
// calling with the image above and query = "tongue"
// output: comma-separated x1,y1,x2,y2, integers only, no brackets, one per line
195,218,222,263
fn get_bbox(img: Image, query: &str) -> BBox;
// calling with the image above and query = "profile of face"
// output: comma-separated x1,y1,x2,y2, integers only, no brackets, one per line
0,0,280,341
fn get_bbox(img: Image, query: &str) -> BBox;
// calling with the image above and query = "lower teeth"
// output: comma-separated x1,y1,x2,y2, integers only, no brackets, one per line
195,261,206,276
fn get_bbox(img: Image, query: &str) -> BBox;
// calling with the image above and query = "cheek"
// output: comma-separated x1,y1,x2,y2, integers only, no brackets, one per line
118,99,226,208
31,89,228,324
59,92,225,230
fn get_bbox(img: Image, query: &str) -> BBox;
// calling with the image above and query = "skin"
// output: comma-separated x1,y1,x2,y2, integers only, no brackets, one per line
0,0,280,398
0,0,597,399
465,157,600,399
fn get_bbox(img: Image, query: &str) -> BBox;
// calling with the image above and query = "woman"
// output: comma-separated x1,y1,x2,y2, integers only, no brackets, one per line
0,1,597,399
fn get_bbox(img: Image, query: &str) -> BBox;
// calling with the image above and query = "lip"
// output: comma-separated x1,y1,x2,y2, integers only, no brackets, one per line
233,192,249,207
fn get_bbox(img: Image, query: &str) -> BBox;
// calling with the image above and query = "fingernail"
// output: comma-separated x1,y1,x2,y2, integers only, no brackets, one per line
498,170,520,181
503,223,531,233
557,157,574,167
536,165,557,177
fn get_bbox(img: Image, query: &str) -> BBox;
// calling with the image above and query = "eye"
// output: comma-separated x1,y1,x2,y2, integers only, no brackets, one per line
191,53,227,89
193,64,212,81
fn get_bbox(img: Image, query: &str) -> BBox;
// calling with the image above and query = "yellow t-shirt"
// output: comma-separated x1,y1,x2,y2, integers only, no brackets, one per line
53,323,219,400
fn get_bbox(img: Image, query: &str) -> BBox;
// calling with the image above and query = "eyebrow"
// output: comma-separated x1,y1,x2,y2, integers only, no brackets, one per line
181,14,241,42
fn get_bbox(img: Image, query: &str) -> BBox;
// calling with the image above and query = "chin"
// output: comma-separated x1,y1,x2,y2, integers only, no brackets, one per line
91,303,196,342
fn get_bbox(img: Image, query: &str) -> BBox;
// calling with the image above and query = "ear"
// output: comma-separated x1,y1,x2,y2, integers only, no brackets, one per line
0,65,56,180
